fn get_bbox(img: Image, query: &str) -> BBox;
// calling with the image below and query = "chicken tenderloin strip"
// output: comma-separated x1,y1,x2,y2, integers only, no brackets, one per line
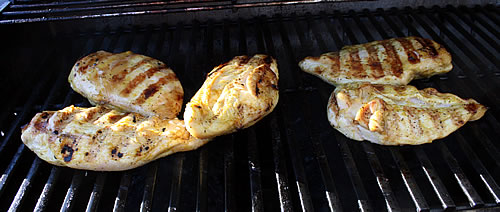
328,83,486,145
184,54,279,139
21,106,210,171
69,51,183,119
299,36,452,86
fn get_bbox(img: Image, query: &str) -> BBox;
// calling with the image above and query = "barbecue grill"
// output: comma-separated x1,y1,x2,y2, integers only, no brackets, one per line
1,0,500,211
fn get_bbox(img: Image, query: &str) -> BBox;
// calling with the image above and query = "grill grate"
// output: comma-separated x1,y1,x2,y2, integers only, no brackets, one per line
1,4,500,211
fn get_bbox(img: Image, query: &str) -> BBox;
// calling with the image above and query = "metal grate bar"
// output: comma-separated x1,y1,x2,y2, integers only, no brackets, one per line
0,69,54,198
61,170,85,211
247,128,264,211
435,7,500,72
33,90,74,211
7,67,69,211
449,6,500,53
420,7,494,76
9,0,129,9
8,158,41,212
318,13,375,212
269,114,293,212
395,8,488,208
34,167,61,211
295,14,343,211
86,173,107,212
380,8,458,210
469,6,500,39
341,12,402,211
427,77,500,205
437,142,484,207
113,172,132,211
483,5,500,26
361,10,430,211
141,163,158,212
273,15,315,212
363,144,401,211
390,150,429,211
454,133,500,204
414,148,456,209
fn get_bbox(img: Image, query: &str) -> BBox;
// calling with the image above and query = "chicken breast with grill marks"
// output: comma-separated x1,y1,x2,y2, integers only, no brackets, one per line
327,83,486,145
21,106,210,171
299,37,452,86
69,51,183,119
184,54,279,139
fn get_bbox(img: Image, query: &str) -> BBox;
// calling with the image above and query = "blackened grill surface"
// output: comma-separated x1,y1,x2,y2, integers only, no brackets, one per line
1,4,500,211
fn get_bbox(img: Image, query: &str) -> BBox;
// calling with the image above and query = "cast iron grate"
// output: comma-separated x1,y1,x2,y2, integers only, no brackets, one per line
0,4,499,211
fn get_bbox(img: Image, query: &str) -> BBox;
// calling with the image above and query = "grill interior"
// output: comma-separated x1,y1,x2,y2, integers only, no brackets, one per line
1,3,500,211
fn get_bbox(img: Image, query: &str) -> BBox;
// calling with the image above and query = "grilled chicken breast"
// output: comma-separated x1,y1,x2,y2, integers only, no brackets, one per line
184,54,279,139
21,106,210,171
299,37,452,86
69,51,183,119
327,83,486,145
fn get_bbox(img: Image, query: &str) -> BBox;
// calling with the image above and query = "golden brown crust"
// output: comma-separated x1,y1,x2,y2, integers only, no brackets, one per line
299,36,452,86
68,51,183,119
21,106,210,171
327,83,486,145
184,54,279,139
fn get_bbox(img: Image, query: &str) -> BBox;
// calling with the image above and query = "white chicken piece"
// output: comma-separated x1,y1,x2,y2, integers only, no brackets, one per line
299,36,452,86
327,83,486,145
68,51,183,119
21,106,210,171
184,54,279,139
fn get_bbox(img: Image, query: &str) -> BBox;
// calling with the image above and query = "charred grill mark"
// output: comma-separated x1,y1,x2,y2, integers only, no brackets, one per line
262,55,272,64
134,73,177,104
395,38,420,64
61,144,75,162
465,103,479,114
111,57,153,83
380,40,403,77
120,66,162,96
414,37,439,57
366,45,384,79
325,53,341,76
349,50,366,78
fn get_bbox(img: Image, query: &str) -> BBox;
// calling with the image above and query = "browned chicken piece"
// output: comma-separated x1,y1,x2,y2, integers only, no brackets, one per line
21,106,210,171
299,37,452,86
327,83,486,145
68,51,183,119
184,54,279,139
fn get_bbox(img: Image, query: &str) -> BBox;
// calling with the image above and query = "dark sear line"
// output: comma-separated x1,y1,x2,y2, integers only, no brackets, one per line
111,57,152,83
349,50,367,78
414,37,439,57
366,44,384,79
395,38,420,64
134,72,178,104
380,40,403,77
325,53,341,77
120,66,163,96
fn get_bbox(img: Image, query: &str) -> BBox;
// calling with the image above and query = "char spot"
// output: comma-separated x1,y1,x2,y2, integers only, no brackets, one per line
263,56,272,64
162,128,166,132
145,146,149,150
61,145,74,162
465,103,478,113
194,105,201,109
111,148,117,155
41,113,49,119
271,84,278,90
53,130,58,135
117,152,123,158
